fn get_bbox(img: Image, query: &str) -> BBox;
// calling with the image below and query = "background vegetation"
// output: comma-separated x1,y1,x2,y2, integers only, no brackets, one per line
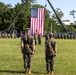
0,0,76,33
0,38,76,75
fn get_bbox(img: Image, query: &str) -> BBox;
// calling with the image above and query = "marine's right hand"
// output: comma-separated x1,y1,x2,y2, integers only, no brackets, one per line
32,51,34,55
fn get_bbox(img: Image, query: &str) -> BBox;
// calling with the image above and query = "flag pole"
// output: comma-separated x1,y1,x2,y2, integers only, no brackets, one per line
51,24,52,33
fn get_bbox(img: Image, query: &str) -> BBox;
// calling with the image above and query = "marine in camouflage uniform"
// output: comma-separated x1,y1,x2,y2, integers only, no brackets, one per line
38,34,42,44
45,33,57,74
20,28,35,74
34,33,37,45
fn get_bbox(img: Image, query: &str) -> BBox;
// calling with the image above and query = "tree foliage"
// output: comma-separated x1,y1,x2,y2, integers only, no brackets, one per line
52,8,64,19
14,3,31,31
0,1,75,33
0,2,15,30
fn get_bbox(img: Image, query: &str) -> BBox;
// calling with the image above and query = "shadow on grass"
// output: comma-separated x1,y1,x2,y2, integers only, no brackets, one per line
0,70,24,74
32,71,46,74
0,70,46,74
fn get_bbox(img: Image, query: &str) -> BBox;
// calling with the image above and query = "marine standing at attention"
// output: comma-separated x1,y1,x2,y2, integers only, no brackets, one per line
20,28,35,74
45,33,57,74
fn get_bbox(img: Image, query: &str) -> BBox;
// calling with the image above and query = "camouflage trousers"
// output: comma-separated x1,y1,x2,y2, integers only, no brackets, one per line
45,55,54,72
23,53,32,69
38,39,41,44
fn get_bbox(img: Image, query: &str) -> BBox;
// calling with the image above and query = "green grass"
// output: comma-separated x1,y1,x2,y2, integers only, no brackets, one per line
0,38,76,75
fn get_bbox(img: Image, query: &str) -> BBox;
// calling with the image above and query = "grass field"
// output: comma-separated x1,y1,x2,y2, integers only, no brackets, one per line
0,38,76,75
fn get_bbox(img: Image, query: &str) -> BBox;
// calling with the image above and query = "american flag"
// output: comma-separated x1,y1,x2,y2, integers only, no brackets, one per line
30,8,44,35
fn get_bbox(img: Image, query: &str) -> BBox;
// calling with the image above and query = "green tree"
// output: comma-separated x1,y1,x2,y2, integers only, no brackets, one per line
0,1,61,33
52,8,64,19
48,18,61,32
70,10,76,23
12,0,36,31
21,0,36,3
14,2,30,31
0,2,5,29
0,2,14,30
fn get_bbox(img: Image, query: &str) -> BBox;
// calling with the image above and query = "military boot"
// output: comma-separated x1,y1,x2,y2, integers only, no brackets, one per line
28,68,31,74
46,71,50,74
25,68,28,74
51,71,54,75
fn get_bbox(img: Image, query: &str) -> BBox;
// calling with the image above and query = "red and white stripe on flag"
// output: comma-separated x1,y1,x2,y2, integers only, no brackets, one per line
30,8,44,35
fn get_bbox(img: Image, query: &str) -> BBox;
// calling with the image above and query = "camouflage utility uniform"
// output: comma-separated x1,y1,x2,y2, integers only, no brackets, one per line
38,34,42,44
45,33,57,74
21,28,35,74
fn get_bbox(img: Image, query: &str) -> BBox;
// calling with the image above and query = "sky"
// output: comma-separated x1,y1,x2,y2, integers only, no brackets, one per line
0,0,76,23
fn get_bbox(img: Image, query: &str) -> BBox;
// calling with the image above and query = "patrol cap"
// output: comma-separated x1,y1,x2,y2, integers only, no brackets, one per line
49,33,53,35
26,28,30,31
49,33,53,38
